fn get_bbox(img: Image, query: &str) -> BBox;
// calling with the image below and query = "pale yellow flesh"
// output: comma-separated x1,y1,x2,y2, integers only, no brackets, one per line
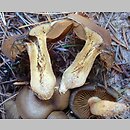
27,24,56,100
59,27,103,94
88,97,127,117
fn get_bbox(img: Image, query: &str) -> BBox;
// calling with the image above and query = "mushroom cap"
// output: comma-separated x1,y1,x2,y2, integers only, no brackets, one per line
47,111,69,119
69,84,117,119
47,19,73,43
52,89,70,110
15,85,70,119
15,87,54,119
67,14,111,48
52,77,70,110
29,24,51,36
4,100,20,119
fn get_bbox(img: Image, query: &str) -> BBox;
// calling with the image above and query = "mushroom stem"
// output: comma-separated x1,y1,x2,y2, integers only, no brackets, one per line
27,24,56,100
59,27,103,94
88,97,127,117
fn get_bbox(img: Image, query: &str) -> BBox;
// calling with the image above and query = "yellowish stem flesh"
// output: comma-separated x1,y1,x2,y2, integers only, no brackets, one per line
59,27,103,94
27,24,56,100
88,97,127,117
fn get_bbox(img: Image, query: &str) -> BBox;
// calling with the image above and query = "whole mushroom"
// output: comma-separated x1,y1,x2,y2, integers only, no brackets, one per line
69,84,118,119
15,79,70,119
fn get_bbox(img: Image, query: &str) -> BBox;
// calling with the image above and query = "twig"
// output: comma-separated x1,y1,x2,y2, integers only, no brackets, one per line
0,55,16,78
105,13,114,29
0,79,17,85
0,24,8,38
112,63,123,73
122,27,129,50
0,93,18,107
103,73,108,89
18,16,68,29
102,12,118,33
120,65,130,78
13,81,29,86
111,36,128,49
0,92,9,97
0,109,5,114
23,12,36,23
15,12,31,30
0,12,6,26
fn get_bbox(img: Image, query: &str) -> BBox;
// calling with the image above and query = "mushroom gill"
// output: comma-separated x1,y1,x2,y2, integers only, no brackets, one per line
69,84,117,119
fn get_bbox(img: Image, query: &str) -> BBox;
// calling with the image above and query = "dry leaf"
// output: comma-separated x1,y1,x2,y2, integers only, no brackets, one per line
100,51,115,69
1,34,27,61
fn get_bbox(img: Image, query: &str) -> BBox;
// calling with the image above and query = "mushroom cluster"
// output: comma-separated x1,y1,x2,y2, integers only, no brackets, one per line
2,13,128,119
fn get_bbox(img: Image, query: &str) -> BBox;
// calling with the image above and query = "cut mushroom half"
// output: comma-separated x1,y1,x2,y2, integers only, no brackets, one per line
69,84,118,119
26,24,56,100
88,97,127,117
59,14,112,94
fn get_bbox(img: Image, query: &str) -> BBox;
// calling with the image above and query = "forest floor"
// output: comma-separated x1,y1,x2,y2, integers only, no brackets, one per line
0,12,130,119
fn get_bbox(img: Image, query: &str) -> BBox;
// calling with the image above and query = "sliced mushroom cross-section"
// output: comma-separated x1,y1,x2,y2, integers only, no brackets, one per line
27,24,56,100
59,14,112,94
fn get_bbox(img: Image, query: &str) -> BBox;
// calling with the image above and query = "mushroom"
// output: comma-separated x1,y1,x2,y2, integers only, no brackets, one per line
69,84,118,119
15,83,70,119
27,24,56,100
15,87,54,119
59,14,111,94
4,100,20,119
47,19,73,43
88,97,127,117
47,111,69,119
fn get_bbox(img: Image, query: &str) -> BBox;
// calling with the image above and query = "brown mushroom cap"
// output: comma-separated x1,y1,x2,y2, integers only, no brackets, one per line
47,111,69,119
15,85,70,119
47,20,73,43
15,87,54,119
69,84,118,119
52,88,70,110
51,77,70,110
67,14,111,48
4,100,20,119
